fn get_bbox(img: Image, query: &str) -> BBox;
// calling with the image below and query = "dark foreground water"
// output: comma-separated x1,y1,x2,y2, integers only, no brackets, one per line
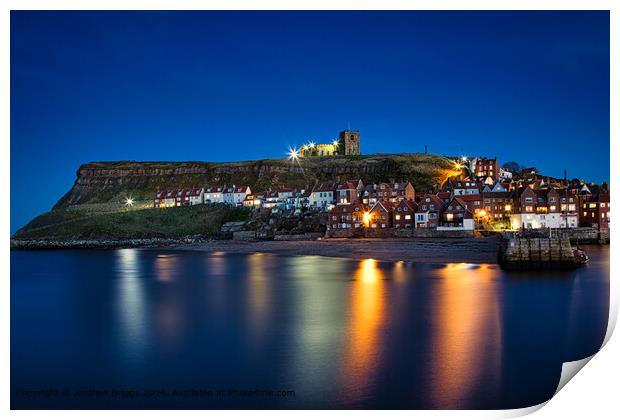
11,246,609,409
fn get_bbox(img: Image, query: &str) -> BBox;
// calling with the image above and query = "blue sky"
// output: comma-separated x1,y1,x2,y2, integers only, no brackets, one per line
10,11,609,231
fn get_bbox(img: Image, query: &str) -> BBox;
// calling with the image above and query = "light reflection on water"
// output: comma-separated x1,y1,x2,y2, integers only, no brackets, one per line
10,246,610,409
341,259,386,401
115,248,148,361
428,262,501,408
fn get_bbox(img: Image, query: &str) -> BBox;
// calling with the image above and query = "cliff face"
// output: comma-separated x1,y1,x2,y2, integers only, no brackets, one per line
53,154,454,209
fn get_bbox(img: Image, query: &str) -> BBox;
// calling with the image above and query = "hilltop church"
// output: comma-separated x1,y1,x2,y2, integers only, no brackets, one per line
299,130,361,157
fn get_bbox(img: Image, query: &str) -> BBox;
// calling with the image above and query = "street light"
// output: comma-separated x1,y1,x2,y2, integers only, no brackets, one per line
125,197,134,208
363,211,372,227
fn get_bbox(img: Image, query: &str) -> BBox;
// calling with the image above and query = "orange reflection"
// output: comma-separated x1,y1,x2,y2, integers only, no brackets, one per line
428,263,501,408
392,260,407,283
341,259,386,397
247,253,271,342
155,254,176,282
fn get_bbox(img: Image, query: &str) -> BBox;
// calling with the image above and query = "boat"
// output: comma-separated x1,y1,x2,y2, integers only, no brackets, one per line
574,247,589,265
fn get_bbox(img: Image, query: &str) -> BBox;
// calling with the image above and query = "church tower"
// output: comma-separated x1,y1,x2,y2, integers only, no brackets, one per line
338,130,360,155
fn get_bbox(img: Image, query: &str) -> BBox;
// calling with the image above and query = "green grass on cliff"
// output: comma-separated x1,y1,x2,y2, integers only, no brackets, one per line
13,204,251,240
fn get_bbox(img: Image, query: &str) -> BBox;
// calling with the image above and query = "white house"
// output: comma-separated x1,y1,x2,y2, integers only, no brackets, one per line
309,183,336,209
223,185,251,206
188,187,204,206
204,186,225,203
452,180,480,196
499,168,513,180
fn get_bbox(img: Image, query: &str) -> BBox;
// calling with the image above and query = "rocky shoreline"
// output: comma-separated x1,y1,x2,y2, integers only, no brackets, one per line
10,236,213,250
11,236,502,264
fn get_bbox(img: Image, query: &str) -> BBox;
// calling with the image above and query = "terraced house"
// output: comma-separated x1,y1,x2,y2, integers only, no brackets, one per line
438,197,474,230
392,199,417,229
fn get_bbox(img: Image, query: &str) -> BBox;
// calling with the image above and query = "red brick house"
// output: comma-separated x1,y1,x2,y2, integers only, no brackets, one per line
414,194,444,228
336,181,361,204
362,181,415,206
481,191,513,223
472,157,499,180
439,197,474,230
392,199,417,229
367,201,392,229
579,184,610,228
326,203,367,237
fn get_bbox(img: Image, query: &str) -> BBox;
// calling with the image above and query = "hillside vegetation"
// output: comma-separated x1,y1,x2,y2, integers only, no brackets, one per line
13,204,251,240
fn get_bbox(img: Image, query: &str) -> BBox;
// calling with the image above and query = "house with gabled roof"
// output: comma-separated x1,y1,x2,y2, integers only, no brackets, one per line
392,199,417,229
438,197,474,230
204,186,225,203
326,203,367,237
367,201,392,229
186,187,204,206
309,182,336,209
414,194,444,228
223,185,251,206
154,190,177,208
336,181,361,204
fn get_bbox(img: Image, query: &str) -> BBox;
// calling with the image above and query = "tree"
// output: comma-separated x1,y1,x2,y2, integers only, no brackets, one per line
502,161,524,173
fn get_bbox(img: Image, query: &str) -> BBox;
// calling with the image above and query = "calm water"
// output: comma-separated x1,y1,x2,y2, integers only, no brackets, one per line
11,246,609,409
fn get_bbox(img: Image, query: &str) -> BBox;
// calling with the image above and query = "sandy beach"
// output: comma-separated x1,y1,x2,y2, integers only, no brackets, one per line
173,237,501,264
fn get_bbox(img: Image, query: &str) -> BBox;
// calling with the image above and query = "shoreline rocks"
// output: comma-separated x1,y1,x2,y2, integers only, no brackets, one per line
10,236,213,250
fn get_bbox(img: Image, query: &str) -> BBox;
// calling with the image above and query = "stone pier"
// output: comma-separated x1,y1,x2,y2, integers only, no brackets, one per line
499,237,579,270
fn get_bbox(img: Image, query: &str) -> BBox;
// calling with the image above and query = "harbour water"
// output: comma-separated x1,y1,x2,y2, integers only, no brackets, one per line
10,246,609,409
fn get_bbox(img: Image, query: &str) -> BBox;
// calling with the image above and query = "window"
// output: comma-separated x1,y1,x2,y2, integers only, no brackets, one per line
395,215,401,220
446,213,454,221
405,215,411,220
526,206,533,212
525,197,533,203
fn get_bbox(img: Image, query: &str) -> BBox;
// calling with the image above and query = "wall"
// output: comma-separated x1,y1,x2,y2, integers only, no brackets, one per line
412,229,475,238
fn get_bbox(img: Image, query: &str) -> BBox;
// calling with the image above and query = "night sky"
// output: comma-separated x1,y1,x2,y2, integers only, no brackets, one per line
10,11,609,232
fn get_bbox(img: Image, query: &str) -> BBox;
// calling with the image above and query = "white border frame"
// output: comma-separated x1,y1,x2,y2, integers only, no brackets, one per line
2,2,616,419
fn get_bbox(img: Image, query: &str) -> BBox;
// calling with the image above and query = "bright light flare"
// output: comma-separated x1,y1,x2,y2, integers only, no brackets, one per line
125,197,135,207
288,147,300,160
363,211,372,227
